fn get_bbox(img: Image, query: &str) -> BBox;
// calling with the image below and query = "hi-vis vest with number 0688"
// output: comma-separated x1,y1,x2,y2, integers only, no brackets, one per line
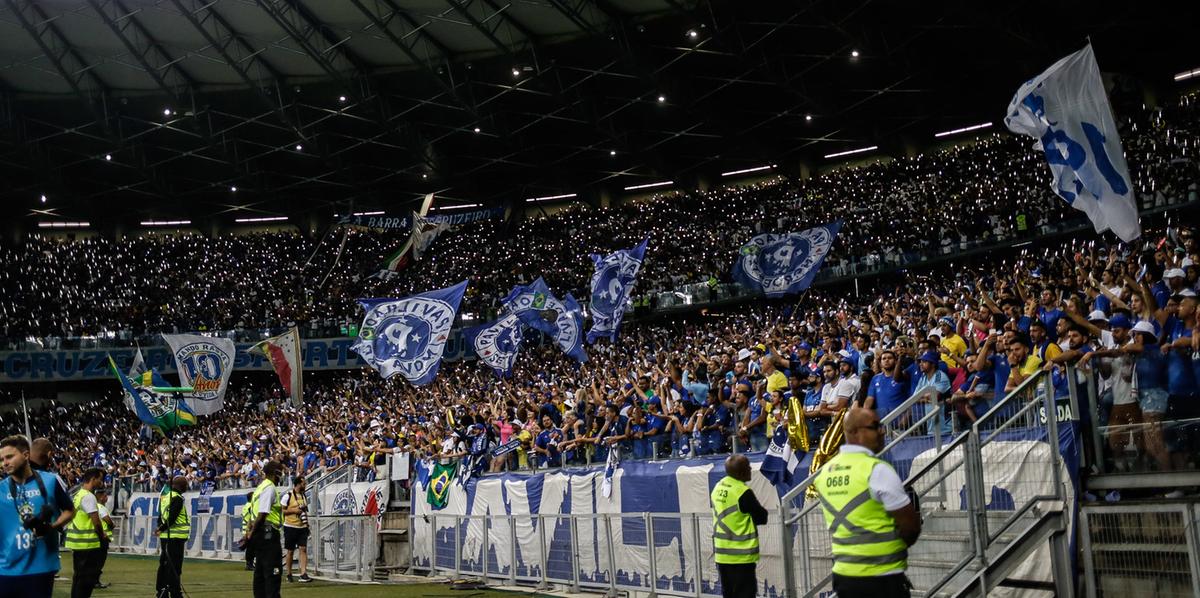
65,489,101,550
814,451,908,577
710,476,759,564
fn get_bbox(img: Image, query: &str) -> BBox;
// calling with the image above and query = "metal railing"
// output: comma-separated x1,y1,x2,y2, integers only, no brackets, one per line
1079,501,1200,597
108,512,378,582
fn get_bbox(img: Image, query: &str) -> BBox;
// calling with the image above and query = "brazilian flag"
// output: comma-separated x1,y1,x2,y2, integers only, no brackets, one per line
427,462,457,510
107,355,197,435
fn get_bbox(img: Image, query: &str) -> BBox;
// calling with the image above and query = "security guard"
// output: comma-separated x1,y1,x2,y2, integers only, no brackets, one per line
710,454,768,598
156,476,190,598
243,461,285,598
814,408,921,597
93,487,114,590
66,468,108,598
241,491,256,571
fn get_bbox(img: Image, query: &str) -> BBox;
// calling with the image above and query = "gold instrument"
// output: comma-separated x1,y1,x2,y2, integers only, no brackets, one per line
805,407,847,499
786,394,811,453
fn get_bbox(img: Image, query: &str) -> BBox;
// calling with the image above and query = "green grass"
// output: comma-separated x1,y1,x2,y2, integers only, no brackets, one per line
55,553,537,597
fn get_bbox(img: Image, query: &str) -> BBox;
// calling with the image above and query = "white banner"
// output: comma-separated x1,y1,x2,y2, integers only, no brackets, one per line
162,334,236,416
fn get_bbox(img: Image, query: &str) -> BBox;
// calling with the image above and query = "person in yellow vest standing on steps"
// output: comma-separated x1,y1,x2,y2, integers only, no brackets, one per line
814,408,922,597
66,468,108,598
710,454,768,598
243,461,285,598
156,476,190,598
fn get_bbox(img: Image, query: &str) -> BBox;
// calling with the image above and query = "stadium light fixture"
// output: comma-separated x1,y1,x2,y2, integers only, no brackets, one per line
163,108,171,116
624,180,674,191
473,126,481,133
657,95,666,103
104,154,112,161
352,211,385,216
687,29,698,39
431,203,481,212
934,122,993,138
39,194,46,203
609,150,617,156
525,193,577,203
234,216,288,223
1175,67,1200,82
37,221,89,228
141,220,192,227
823,145,878,159
805,114,813,122
295,144,303,151
338,95,347,102
230,186,238,192
721,165,775,177
512,68,521,77
851,49,860,58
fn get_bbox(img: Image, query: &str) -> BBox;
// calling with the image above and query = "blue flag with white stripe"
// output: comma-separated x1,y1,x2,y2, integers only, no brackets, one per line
463,313,524,377
503,277,587,363
1005,44,1140,242
760,424,802,496
732,221,842,298
587,238,648,344
351,280,468,385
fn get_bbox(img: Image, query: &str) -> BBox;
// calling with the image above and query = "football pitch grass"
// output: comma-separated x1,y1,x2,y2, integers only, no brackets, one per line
55,553,537,597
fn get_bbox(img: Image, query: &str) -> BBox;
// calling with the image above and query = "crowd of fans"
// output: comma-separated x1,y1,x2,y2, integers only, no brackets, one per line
0,93,1197,501
1,95,1197,345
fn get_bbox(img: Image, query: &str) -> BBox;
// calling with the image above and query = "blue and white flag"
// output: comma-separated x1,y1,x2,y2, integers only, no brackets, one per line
503,277,587,363
463,313,524,377
351,280,468,385
587,238,648,344
760,424,802,496
162,334,236,416
601,445,620,499
1005,44,1140,242
732,221,842,298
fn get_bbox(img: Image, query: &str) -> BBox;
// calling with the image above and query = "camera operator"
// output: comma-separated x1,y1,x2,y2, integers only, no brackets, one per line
0,435,74,598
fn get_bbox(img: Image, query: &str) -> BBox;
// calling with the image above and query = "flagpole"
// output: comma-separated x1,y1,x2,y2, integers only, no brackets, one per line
20,388,31,440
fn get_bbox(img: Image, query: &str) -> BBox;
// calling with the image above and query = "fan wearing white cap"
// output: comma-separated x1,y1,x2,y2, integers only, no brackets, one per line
1163,268,1187,297
1129,320,1172,472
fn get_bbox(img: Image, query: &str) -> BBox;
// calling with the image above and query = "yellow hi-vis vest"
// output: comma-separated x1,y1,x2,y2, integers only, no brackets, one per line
814,451,908,577
250,479,283,530
159,490,191,540
66,489,101,550
710,476,759,564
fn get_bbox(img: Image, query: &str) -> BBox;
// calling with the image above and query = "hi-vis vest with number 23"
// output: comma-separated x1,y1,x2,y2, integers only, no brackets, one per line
710,476,759,564
66,489,101,550
814,451,908,577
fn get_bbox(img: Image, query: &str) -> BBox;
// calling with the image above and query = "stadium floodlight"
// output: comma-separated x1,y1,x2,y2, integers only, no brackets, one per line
623,180,674,191
140,220,192,227
295,144,303,151
40,194,46,203
230,186,238,192
104,154,112,161
473,127,481,133
234,216,288,223
657,95,666,103
338,95,347,102
431,203,481,212
720,165,774,177
609,150,617,156
805,114,813,122
823,145,878,159
37,221,89,228
934,122,993,138
851,49,860,58
525,193,577,203
1175,67,1200,82
352,211,385,216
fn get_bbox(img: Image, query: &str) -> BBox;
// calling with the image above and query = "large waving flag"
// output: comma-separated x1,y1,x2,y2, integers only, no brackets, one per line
586,238,648,344
733,221,842,297
162,334,236,416
503,278,587,363
123,347,148,413
378,194,436,274
249,327,304,406
351,280,468,385
1005,44,1139,242
108,355,196,435
463,314,524,377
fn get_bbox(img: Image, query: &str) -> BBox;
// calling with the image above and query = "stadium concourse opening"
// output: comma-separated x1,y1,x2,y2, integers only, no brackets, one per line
2,1,1200,598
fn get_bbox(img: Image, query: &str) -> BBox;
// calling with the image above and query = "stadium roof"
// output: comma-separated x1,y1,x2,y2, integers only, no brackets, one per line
1,0,1197,225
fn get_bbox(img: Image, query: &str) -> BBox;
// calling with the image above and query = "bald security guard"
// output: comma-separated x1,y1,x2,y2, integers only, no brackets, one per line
814,408,921,597
710,454,768,598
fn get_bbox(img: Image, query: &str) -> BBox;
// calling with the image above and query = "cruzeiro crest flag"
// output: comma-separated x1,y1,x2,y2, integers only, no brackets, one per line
107,355,196,434
1005,44,1139,242
732,221,842,298
426,461,457,510
351,280,469,385
463,313,524,377
503,277,587,363
161,334,236,416
586,238,648,344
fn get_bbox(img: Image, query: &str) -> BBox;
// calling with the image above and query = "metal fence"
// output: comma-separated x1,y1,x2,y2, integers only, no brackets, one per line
1079,502,1200,598
109,512,379,582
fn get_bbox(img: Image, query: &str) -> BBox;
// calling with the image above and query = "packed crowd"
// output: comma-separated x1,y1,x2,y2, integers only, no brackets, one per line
1,95,1197,345
4,218,1198,493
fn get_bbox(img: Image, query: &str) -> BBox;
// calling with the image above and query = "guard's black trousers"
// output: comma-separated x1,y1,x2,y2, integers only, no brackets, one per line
252,527,283,598
156,539,186,598
717,562,758,598
70,548,104,598
831,572,912,598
